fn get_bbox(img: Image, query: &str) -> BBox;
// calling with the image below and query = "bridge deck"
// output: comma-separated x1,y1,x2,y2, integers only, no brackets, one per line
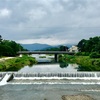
17,51,74,54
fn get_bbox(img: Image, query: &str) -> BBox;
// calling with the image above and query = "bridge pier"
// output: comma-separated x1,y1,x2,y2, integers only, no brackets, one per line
55,54,58,62
17,51,75,62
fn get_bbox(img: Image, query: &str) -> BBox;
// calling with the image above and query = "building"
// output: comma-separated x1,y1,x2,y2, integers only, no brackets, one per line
69,45,78,53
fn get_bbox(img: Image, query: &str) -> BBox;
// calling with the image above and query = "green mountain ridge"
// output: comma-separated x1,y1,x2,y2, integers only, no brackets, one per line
21,43,73,51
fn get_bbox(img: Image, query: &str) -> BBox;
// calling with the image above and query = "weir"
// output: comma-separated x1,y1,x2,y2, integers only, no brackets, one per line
0,73,13,85
1,72,100,79
13,72,100,79
0,72,100,85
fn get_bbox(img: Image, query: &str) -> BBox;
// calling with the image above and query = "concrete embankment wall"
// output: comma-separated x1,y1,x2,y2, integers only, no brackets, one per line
7,73,14,82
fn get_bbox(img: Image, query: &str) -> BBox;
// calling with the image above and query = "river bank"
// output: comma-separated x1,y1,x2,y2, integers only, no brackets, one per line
64,55,100,71
0,57,14,62
0,56,37,71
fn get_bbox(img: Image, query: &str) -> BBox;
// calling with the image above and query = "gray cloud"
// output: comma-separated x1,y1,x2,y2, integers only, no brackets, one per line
0,0,100,45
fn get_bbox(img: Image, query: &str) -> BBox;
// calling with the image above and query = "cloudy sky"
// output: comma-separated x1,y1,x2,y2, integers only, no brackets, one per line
0,0,100,45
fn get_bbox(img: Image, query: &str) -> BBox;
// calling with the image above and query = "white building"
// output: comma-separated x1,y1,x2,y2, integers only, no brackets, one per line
69,45,78,53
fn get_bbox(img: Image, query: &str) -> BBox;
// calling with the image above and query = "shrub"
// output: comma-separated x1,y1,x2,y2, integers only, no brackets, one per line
0,56,37,71
90,52,100,58
75,52,90,56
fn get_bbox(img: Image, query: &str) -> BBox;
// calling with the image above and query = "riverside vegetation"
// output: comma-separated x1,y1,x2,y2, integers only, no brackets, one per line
59,36,100,71
58,53,100,71
58,52,100,71
0,35,37,71
75,36,100,71
0,35,100,71
0,55,37,71
64,55,100,71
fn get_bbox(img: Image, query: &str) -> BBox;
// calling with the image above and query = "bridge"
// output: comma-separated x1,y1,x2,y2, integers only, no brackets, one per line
17,51,75,62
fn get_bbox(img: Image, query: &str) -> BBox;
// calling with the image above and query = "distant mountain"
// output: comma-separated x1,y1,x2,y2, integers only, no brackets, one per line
21,43,52,51
21,43,75,51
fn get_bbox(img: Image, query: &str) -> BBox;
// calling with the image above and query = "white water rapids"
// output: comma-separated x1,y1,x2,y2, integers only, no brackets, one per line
0,72,100,85
0,74,11,86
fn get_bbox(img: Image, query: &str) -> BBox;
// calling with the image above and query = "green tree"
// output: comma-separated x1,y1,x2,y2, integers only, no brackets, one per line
77,36,100,53
77,39,86,52
59,45,68,51
0,35,3,43
0,38,27,57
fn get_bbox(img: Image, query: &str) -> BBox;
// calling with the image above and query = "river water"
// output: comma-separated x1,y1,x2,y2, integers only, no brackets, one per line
0,84,100,100
18,54,78,73
0,54,100,100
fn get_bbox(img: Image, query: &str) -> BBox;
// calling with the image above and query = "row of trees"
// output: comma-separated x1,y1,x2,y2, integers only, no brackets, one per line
44,45,68,51
0,35,100,57
77,36,100,58
0,35,26,57
77,36,100,53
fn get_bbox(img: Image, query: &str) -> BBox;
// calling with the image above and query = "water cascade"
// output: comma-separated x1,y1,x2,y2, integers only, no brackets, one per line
0,72,100,85
13,72,100,79
0,73,12,86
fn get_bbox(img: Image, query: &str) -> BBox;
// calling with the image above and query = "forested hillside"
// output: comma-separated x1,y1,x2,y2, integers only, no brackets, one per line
77,36,100,53
0,35,26,57
77,36,100,58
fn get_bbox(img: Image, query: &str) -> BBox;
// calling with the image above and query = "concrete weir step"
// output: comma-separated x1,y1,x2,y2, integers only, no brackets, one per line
0,72,100,85
0,73,14,85
7,73,14,82
13,72,100,79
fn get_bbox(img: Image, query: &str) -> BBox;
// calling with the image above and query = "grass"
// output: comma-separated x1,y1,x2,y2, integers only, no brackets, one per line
64,55,100,71
0,55,37,71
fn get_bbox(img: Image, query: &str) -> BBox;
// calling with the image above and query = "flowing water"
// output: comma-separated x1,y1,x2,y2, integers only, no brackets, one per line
18,54,78,73
0,84,100,100
0,54,100,100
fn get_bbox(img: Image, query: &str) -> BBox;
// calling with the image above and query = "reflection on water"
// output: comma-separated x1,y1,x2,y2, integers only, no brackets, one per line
32,54,53,63
18,54,78,73
77,65,99,71
18,63,78,73
1,54,100,100
59,62,68,68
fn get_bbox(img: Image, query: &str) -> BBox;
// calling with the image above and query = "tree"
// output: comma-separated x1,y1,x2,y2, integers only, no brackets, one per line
94,41,100,53
77,39,86,52
77,36,100,53
59,45,68,51
0,35,3,43
0,45,15,56
0,38,27,57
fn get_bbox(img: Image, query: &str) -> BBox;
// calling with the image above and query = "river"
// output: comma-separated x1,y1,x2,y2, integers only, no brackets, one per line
0,54,100,100
18,54,78,72
0,84,100,100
